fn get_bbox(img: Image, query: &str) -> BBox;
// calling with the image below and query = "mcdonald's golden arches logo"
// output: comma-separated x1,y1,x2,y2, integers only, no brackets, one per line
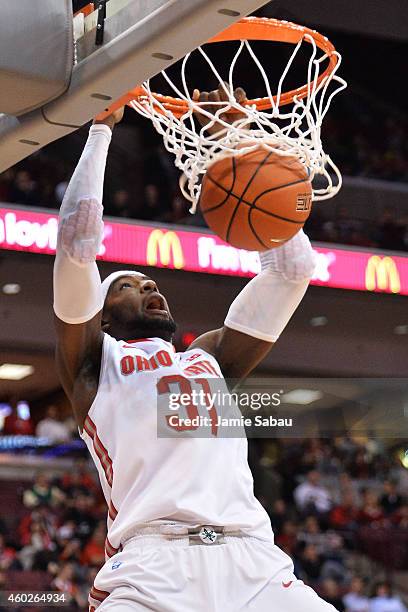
146,229,185,269
365,255,401,294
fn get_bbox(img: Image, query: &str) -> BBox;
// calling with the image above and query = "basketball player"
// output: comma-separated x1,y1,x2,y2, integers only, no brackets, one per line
53,91,337,611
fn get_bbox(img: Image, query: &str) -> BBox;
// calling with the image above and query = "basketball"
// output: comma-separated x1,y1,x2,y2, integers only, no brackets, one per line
199,147,313,251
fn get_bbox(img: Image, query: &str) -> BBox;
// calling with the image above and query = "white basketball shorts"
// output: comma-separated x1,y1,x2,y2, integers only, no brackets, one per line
89,535,338,612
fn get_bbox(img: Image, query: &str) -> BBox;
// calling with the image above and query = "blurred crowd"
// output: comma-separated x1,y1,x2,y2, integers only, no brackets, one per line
251,436,408,611
0,460,106,610
306,206,408,252
0,436,407,611
3,404,76,445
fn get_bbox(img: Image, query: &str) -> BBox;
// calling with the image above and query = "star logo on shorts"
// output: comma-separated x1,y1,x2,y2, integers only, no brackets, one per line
199,526,218,544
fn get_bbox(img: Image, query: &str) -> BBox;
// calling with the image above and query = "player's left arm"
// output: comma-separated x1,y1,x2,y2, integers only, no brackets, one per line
189,230,317,379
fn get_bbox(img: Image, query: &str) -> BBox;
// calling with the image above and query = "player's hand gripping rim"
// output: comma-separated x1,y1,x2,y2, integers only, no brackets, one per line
192,82,248,136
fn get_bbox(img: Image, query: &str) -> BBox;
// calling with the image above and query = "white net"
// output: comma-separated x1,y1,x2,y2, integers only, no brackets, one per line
129,22,347,213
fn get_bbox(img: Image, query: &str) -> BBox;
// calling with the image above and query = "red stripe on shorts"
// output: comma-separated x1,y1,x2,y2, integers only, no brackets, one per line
105,536,122,559
90,586,110,603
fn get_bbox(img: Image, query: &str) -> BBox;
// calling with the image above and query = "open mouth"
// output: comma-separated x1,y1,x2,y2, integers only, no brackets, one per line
144,293,168,317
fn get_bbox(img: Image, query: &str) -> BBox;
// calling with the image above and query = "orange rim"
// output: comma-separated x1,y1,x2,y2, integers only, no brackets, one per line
74,2,94,17
96,18,339,121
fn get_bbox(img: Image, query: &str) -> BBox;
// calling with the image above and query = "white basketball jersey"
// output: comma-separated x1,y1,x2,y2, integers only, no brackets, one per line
80,334,273,559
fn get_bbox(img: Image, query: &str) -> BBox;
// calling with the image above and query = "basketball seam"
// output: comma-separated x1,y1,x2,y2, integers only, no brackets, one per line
225,151,275,245
225,156,242,244
247,209,270,249
199,161,235,212
204,173,308,225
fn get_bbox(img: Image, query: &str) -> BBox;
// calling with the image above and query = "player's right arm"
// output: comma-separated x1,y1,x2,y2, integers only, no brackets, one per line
53,110,123,428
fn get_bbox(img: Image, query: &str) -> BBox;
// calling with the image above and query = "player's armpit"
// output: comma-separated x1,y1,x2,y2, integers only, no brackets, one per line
188,326,273,380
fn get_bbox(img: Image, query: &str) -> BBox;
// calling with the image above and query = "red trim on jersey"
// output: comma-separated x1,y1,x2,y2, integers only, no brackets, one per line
124,338,152,344
84,417,113,487
90,586,110,603
108,500,118,521
105,536,122,558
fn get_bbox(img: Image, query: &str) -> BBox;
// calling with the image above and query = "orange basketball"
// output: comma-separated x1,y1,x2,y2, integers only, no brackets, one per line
199,147,313,251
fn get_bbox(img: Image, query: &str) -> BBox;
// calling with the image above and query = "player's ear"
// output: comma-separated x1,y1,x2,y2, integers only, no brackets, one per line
101,308,110,331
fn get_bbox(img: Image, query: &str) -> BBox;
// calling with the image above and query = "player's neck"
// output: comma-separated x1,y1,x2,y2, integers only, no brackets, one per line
107,326,174,343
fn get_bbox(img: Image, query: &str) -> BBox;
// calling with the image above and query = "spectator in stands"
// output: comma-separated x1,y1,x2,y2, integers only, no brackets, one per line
8,170,40,206
109,189,132,218
393,503,408,528
141,183,169,221
19,520,54,570
60,459,97,495
297,516,327,552
330,491,360,530
275,519,298,556
269,499,289,534
343,576,369,612
380,480,403,516
53,561,87,608
2,401,34,436
335,471,361,506
294,470,332,515
349,448,372,480
59,538,82,565
60,471,90,499
323,207,361,245
357,490,384,525
35,405,71,443
23,472,65,509
18,504,58,549
0,534,20,571
375,207,406,252
64,493,97,544
369,582,407,612
80,521,106,567
321,578,345,611
297,543,323,584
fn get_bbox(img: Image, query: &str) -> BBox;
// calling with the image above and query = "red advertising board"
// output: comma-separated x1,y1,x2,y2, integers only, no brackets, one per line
1,206,407,295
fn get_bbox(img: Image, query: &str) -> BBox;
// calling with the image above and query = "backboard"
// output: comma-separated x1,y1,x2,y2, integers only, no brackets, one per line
0,0,272,174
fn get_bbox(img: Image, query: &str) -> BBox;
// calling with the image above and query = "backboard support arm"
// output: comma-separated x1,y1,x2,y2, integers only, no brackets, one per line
0,0,273,174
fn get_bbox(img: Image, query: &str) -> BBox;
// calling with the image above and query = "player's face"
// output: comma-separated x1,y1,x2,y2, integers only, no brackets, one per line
102,275,177,341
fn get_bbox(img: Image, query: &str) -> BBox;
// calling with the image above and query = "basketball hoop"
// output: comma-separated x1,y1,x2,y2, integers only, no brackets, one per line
118,18,347,211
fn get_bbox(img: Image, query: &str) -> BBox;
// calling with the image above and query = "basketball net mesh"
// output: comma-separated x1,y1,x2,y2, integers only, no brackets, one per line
129,33,347,213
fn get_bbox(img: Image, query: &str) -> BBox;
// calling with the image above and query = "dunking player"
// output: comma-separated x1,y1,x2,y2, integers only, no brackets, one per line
53,96,337,611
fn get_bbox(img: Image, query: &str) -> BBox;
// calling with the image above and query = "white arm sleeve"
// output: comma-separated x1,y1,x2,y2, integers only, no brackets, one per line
224,230,317,343
53,124,112,324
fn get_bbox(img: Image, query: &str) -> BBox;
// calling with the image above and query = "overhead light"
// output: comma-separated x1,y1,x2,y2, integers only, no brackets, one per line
310,316,328,327
282,389,323,405
400,449,408,469
0,364,34,380
394,325,408,335
2,283,21,295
